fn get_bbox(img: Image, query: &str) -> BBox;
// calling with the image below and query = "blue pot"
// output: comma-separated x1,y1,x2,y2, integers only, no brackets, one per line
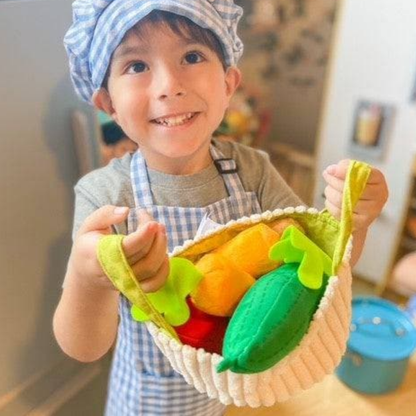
336,296,416,394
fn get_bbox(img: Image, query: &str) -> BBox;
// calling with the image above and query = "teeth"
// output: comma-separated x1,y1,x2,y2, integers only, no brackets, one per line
154,112,194,127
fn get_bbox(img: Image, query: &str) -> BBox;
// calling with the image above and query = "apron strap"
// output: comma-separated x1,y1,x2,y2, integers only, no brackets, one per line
131,150,154,207
210,145,247,198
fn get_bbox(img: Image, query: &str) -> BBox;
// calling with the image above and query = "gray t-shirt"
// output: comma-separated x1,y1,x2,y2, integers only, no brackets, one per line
72,139,302,237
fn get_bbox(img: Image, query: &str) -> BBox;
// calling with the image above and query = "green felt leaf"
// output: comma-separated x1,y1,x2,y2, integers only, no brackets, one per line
269,226,332,289
130,257,203,326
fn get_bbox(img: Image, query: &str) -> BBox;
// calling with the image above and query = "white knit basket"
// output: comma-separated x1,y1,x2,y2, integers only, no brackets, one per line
99,161,371,408
146,207,352,407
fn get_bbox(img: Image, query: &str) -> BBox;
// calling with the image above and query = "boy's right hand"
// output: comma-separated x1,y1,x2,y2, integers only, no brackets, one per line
67,206,169,293
122,209,169,293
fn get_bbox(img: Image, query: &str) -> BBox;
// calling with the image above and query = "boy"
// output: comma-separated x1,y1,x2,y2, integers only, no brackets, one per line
54,1,388,415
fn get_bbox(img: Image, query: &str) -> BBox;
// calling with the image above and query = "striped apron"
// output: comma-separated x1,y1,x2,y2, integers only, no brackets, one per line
105,144,262,415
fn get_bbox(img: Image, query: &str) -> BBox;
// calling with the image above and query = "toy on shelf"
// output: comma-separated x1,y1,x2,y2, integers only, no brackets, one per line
98,160,372,407
214,85,271,147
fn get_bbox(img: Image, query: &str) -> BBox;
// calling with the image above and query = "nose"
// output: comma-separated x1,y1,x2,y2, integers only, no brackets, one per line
153,64,186,100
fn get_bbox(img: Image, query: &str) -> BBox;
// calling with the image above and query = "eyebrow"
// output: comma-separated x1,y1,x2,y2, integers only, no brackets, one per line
112,38,206,62
112,45,150,61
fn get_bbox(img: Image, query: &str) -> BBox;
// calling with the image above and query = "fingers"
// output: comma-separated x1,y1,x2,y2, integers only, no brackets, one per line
324,184,343,209
325,198,341,220
139,256,170,293
323,179,383,205
122,221,164,260
364,169,389,204
323,164,388,202
122,208,169,292
78,205,129,236
352,199,385,227
137,208,155,225
129,227,167,279
322,171,345,193
74,206,170,294
325,184,385,229
127,227,170,293
323,159,350,180
122,209,160,260
324,161,385,185
359,182,388,201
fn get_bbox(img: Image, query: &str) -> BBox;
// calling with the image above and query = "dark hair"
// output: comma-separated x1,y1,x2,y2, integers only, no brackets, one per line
102,10,226,89
101,121,127,145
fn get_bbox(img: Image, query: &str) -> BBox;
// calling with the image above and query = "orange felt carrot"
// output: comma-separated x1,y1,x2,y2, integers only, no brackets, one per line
214,223,281,278
192,253,255,317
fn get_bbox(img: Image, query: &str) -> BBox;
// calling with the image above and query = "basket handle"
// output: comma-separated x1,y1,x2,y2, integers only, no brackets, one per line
330,160,372,274
97,234,179,340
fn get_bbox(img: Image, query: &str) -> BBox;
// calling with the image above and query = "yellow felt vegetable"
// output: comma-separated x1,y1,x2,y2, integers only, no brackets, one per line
192,253,255,317
214,223,281,278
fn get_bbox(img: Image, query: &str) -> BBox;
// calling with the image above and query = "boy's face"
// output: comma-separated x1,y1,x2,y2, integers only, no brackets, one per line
94,20,241,174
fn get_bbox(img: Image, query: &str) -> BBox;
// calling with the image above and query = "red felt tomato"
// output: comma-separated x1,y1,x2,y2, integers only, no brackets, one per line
174,298,229,354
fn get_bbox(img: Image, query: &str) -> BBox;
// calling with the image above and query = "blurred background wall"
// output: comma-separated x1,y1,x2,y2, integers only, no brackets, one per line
0,1,104,414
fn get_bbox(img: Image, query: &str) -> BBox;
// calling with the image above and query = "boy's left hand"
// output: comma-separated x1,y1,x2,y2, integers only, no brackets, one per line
322,159,388,231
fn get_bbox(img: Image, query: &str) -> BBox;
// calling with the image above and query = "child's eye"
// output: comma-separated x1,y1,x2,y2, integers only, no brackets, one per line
127,62,148,74
184,52,204,64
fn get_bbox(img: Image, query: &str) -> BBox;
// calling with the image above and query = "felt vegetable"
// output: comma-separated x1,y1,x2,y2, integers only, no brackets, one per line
269,225,332,289
131,257,203,326
174,298,229,354
217,263,328,374
214,223,281,278
192,253,255,317
191,221,303,317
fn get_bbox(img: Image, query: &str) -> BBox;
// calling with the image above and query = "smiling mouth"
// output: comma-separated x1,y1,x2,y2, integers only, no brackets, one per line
151,112,197,127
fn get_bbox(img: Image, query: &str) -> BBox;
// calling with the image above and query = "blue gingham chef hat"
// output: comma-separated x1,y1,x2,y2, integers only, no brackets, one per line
64,0,244,103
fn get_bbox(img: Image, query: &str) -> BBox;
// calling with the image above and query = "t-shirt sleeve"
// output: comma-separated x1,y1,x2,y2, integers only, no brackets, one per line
256,151,304,211
72,155,133,240
72,181,103,240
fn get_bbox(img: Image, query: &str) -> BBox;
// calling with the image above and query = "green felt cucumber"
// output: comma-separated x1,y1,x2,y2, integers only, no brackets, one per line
217,263,328,374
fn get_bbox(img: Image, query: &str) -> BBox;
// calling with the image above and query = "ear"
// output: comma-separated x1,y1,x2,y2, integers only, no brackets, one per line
92,88,119,123
224,66,242,99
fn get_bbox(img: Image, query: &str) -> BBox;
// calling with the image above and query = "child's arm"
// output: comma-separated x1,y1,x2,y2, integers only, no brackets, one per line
53,206,169,362
322,160,389,267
